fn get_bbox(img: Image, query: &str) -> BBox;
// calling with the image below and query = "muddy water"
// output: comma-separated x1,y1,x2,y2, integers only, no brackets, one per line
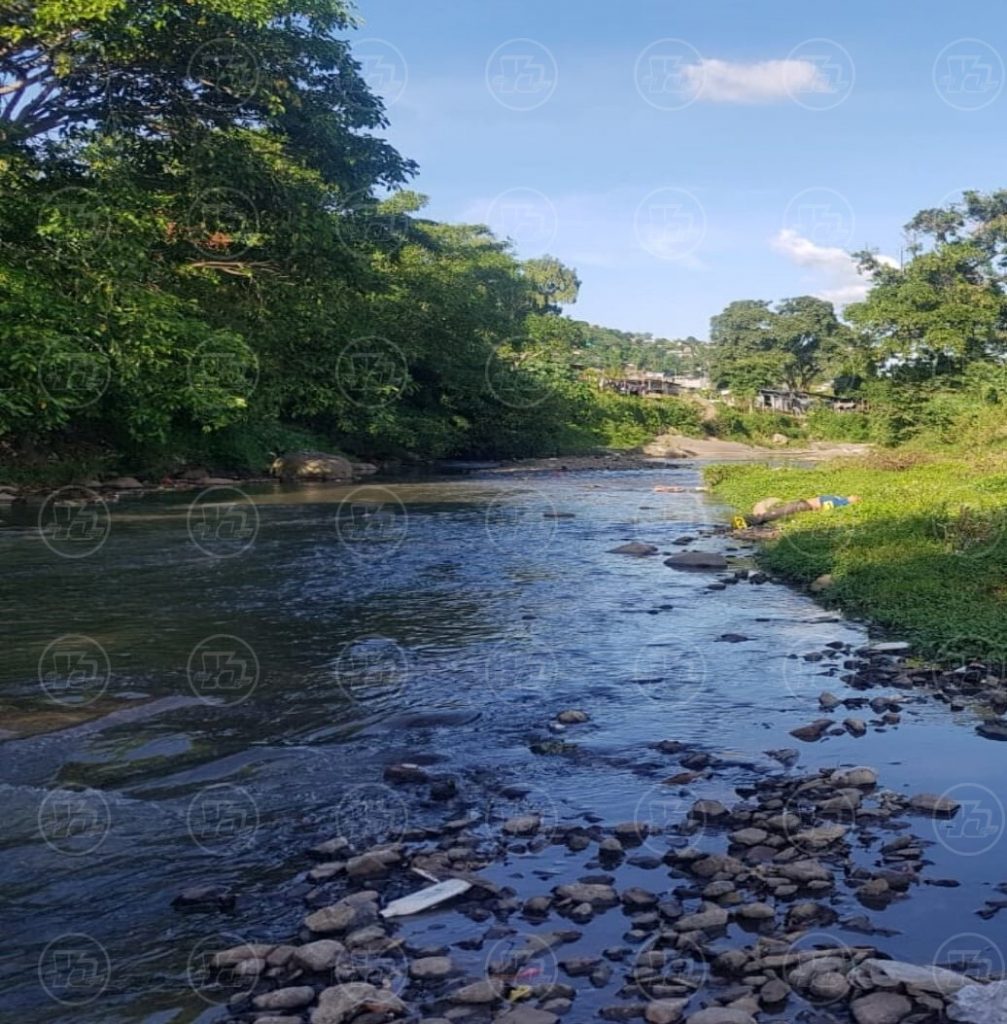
1,469,1005,1023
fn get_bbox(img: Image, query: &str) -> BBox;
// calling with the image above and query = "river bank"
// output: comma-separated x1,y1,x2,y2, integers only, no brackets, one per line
706,454,1007,659
4,466,1006,1024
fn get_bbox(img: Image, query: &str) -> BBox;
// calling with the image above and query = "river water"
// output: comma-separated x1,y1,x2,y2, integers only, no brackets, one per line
2,467,1006,1023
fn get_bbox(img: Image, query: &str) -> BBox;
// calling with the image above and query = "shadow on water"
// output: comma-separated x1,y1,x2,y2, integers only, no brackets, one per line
1,470,1005,1021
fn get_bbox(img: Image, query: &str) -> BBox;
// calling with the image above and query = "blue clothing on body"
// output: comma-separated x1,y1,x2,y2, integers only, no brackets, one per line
817,494,850,508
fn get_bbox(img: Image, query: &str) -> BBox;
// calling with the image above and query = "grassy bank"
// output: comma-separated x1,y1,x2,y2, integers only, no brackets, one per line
706,453,1007,658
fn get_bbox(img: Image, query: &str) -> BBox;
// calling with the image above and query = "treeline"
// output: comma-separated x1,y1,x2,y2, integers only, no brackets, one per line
706,192,1007,449
0,0,700,478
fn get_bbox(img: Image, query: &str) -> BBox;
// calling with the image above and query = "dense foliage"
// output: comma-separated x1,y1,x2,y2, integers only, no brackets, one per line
1,0,700,477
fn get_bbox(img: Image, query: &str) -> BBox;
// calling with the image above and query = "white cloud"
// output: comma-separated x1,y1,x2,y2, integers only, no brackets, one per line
686,58,833,104
770,228,897,306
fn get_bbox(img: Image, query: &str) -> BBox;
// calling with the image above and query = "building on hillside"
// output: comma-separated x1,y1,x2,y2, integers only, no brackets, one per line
598,371,711,397
756,388,816,414
753,389,868,415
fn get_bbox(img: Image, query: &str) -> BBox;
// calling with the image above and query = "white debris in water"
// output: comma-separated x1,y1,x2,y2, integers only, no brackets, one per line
949,980,1007,1022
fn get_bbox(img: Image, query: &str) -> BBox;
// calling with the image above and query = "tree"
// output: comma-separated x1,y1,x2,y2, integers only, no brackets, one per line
708,300,783,394
774,296,850,391
521,255,580,312
846,242,1005,379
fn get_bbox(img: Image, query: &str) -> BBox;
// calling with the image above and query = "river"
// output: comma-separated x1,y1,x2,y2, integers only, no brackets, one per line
1,466,1005,1023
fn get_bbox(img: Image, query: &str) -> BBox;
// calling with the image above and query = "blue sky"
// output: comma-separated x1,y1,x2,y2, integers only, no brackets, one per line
348,0,1007,339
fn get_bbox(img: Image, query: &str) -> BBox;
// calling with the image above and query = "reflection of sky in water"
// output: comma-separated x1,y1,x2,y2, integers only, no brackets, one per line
1,471,1006,1017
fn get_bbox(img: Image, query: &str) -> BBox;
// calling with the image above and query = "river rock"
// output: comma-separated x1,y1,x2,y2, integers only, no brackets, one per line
610,542,659,556
450,979,501,1004
777,859,831,884
555,882,618,907
556,709,590,724
736,901,774,921
729,827,768,847
645,999,689,1024
304,892,378,934
211,943,274,967
831,766,877,787
272,450,353,482
674,904,728,932
104,476,143,489
312,983,406,1023
685,1009,756,1024
346,847,400,878
760,979,790,1005
293,939,345,972
844,717,867,737
809,971,850,1002
383,763,430,784
254,987,316,1011
495,1008,560,1024
909,793,960,817
819,691,841,709
850,991,912,1024
664,551,728,571
503,814,541,836
410,956,455,980
689,799,729,821
789,719,832,742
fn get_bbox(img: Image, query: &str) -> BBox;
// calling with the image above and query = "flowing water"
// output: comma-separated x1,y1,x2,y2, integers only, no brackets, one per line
2,468,1006,1023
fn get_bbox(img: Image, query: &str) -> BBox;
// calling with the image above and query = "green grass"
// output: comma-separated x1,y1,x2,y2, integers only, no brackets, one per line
706,452,1007,658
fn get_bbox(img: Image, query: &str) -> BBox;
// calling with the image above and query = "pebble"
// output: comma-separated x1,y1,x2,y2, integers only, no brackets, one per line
410,956,455,980
252,987,315,1011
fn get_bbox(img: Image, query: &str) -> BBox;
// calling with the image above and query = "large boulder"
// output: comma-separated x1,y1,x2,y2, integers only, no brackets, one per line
664,551,728,571
271,451,354,482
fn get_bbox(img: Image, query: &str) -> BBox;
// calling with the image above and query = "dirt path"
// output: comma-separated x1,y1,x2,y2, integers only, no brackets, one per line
643,431,872,462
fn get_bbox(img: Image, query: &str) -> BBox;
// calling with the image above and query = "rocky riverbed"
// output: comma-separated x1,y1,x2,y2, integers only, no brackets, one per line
196,635,1007,1024
4,467,1005,1024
